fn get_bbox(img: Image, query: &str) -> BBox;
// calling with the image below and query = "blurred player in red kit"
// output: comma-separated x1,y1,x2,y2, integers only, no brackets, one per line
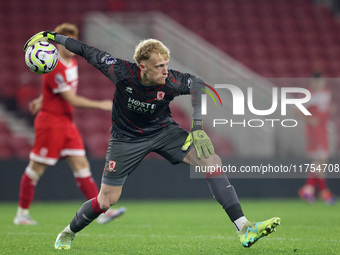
298,71,336,205
14,23,125,225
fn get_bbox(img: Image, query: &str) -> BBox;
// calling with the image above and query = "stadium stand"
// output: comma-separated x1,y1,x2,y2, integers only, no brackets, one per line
0,0,339,158
0,120,12,158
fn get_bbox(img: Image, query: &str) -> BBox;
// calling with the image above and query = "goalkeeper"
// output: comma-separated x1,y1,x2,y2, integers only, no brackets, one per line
24,31,280,249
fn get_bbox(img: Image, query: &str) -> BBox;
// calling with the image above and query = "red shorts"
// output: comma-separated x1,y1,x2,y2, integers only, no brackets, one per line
29,112,85,165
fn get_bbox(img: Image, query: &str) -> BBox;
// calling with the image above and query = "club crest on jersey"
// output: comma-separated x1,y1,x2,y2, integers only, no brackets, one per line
108,160,116,172
156,91,165,101
40,147,48,156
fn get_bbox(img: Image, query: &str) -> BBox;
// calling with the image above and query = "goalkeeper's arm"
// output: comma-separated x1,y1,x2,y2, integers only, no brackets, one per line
24,31,109,73
181,77,215,159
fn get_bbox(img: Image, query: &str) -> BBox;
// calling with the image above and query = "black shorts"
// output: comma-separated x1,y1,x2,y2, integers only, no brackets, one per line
102,124,190,186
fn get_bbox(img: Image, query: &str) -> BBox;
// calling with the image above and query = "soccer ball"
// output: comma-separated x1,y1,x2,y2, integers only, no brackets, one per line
25,42,58,74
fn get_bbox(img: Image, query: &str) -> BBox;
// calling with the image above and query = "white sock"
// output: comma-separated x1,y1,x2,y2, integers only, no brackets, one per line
17,207,29,216
233,216,248,232
63,224,75,234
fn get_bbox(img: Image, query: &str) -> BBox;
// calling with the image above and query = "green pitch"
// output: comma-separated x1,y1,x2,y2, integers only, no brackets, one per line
1,199,339,254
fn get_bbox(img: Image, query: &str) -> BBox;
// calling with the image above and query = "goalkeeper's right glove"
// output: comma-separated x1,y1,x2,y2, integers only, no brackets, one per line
23,31,57,52
181,120,215,159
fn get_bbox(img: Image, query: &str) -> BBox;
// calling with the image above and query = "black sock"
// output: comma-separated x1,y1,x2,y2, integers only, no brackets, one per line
69,197,105,233
205,170,244,221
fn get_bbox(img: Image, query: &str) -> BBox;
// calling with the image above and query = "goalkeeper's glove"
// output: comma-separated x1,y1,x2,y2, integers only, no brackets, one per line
181,120,215,159
23,31,57,52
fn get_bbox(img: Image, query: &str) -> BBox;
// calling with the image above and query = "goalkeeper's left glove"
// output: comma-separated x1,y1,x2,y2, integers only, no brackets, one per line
23,31,58,52
181,120,215,159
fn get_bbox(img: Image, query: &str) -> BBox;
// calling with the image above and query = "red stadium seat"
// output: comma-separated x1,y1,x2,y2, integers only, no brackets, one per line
0,146,13,159
84,133,110,159
2,0,340,154
10,136,31,159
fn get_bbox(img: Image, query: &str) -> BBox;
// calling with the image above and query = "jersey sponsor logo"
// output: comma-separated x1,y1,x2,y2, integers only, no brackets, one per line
127,97,156,114
156,91,165,101
108,160,116,172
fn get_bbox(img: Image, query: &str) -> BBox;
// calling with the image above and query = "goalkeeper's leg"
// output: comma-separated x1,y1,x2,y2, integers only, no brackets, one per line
205,162,281,247
184,150,280,247
55,184,122,249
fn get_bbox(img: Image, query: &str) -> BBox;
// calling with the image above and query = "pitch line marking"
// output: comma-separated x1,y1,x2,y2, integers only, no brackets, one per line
6,232,340,243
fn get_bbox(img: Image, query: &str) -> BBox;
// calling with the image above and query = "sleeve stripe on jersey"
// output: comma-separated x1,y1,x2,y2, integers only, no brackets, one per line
53,86,72,94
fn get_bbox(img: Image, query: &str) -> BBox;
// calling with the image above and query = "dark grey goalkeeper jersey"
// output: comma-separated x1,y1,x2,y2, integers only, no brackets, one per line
61,37,203,137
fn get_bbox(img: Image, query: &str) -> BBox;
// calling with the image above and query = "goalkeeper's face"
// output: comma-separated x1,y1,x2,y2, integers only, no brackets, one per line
140,51,169,86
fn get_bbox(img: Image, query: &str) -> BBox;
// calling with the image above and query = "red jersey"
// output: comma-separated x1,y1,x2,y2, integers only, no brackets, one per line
40,57,78,120
30,56,85,165
305,88,331,133
305,87,331,158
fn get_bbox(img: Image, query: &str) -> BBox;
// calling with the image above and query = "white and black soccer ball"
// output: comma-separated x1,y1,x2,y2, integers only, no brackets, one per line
25,41,58,74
